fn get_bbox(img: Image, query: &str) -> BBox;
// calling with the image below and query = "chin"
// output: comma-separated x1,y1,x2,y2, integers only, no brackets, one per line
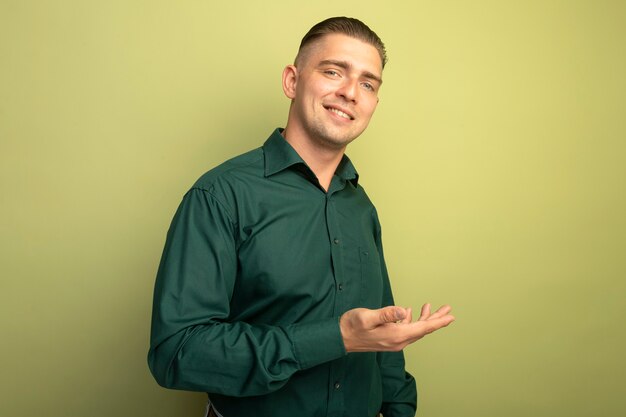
308,124,362,149
319,135,357,149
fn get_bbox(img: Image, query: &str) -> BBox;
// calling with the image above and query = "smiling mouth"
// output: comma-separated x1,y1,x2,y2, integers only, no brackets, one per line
324,106,354,120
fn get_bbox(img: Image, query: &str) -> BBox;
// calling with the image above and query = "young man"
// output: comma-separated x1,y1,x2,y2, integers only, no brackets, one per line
148,17,454,417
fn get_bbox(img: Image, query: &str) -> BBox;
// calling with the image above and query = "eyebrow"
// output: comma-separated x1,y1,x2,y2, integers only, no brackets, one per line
318,59,383,85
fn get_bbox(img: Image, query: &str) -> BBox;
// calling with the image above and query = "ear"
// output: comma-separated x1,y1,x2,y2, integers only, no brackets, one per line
282,65,298,99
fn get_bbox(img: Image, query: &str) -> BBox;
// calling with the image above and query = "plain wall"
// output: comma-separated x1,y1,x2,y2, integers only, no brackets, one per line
1,1,624,416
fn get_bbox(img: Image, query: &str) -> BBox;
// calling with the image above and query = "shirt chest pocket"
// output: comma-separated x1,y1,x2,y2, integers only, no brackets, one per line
358,246,384,309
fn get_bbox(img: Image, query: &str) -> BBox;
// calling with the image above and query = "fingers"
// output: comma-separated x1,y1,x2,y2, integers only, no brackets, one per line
401,307,413,324
407,313,455,341
370,304,452,328
425,314,455,332
427,305,452,321
417,303,452,321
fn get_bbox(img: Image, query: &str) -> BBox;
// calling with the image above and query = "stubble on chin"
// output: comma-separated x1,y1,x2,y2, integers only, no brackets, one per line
307,123,360,151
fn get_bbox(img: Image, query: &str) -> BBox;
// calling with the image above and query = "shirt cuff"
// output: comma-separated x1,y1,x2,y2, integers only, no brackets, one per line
290,317,347,370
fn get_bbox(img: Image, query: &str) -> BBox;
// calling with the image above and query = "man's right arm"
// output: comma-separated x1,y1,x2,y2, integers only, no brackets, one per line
147,188,346,396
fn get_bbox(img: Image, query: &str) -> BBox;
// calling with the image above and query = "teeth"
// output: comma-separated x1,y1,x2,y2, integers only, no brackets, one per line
328,107,351,119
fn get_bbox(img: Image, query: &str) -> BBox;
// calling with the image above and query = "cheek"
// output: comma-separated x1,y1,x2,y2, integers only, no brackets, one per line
362,98,378,118
309,79,336,97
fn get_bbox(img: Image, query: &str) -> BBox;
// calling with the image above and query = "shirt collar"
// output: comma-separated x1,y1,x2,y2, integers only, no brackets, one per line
263,128,360,187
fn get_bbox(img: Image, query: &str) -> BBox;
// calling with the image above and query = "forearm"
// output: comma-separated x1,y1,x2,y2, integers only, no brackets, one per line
148,316,346,396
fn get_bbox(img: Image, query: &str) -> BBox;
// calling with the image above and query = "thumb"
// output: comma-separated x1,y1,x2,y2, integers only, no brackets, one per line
378,306,407,324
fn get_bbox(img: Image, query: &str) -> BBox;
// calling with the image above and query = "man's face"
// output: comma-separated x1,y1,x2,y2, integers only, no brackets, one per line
284,34,383,150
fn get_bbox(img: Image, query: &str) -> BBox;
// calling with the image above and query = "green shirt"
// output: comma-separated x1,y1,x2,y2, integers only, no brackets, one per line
148,129,417,417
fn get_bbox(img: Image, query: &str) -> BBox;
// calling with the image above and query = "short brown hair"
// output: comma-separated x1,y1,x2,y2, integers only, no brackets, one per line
296,16,388,68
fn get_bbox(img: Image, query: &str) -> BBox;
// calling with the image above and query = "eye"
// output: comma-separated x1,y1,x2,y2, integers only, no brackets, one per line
361,82,375,91
324,70,340,77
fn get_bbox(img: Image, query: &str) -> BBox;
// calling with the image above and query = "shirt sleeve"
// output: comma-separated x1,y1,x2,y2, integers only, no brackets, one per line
147,187,346,395
373,209,418,417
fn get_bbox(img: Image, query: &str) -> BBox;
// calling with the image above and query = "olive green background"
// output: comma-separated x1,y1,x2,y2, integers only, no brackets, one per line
1,1,624,416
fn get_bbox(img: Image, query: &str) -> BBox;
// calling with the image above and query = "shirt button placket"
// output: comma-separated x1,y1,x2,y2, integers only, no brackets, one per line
326,195,343,309
325,192,346,416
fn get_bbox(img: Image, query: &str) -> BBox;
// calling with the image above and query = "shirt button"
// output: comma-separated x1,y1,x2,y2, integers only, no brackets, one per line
333,238,340,245
334,381,341,389
338,283,343,291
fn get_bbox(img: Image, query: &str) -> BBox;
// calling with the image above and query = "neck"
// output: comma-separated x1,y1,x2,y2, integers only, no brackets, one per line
282,127,345,192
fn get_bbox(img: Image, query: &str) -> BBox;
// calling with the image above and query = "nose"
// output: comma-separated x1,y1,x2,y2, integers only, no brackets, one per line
336,78,358,103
